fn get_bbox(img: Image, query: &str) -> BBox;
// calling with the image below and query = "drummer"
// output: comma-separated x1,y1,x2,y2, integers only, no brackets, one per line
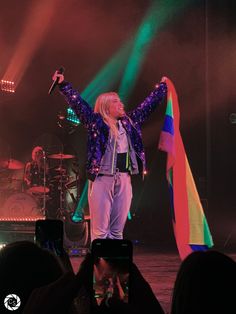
24,146,49,193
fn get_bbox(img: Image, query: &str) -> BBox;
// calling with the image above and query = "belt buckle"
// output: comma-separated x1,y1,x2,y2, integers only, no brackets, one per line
115,168,120,174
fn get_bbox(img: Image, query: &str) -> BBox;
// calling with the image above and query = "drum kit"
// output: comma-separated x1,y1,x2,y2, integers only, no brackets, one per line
0,153,78,220
46,153,78,219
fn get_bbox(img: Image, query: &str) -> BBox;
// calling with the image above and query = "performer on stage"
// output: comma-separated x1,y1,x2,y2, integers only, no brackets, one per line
24,145,53,217
52,71,167,241
24,146,47,189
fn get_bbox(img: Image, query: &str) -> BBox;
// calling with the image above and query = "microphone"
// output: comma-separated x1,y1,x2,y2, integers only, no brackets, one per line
48,66,65,95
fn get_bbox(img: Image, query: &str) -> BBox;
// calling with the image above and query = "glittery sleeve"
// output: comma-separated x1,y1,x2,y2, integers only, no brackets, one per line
58,81,94,128
128,82,167,125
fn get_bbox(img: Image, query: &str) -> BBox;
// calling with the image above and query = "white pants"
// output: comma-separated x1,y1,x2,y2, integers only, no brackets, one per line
88,173,132,241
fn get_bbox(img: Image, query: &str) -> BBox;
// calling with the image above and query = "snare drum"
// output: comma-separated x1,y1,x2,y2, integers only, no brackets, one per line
2,192,44,219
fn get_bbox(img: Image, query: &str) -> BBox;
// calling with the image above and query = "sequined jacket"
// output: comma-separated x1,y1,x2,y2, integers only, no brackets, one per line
59,81,167,181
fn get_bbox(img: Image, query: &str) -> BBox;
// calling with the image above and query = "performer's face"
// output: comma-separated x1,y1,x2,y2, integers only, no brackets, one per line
108,95,125,119
33,150,43,162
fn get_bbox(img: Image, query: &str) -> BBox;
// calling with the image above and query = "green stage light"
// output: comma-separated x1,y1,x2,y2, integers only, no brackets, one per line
119,0,189,101
81,42,133,105
67,42,132,126
67,108,80,125
72,181,88,222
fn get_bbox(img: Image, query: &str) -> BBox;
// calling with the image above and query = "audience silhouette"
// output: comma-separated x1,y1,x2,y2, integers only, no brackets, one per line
1,240,235,314
0,241,77,313
0,240,165,314
170,250,236,314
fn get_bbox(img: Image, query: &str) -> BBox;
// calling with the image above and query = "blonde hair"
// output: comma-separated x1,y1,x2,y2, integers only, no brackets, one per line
32,146,43,161
94,92,119,138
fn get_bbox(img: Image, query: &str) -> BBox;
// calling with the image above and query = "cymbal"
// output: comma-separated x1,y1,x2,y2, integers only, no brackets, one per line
0,158,24,170
27,186,50,194
48,153,75,159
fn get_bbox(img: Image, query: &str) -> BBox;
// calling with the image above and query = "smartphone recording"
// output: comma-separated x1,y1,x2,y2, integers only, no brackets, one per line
35,219,64,257
91,239,132,306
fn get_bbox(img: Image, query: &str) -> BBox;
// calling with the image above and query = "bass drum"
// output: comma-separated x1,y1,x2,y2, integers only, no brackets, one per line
2,192,44,219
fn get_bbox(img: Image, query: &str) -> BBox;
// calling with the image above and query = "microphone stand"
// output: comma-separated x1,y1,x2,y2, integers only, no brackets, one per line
42,150,47,215
56,155,65,219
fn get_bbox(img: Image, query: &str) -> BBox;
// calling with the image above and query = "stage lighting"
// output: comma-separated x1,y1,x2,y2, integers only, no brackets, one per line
67,108,80,125
0,243,6,250
0,80,15,93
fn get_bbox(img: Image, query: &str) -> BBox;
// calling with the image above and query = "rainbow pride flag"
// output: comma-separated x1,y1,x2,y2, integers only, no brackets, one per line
158,77,213,260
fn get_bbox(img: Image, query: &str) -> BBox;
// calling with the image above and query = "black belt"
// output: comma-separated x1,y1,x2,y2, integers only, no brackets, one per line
98,170,129,177
98,153,130,176
116,152,129,172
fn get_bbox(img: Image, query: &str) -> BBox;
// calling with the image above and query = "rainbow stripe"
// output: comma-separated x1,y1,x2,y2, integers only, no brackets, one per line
158,78,213,260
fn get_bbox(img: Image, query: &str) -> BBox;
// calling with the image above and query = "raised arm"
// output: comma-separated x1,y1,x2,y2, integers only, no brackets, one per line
24,162,31,187
52,71,94,128
128,80,167,126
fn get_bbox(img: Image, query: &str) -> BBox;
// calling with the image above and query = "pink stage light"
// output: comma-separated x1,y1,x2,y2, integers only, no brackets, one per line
0,80,15,93
2,0,57,88
0,216,45,222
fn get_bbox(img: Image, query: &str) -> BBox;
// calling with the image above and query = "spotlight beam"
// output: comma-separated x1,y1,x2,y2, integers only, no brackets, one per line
118,0,190,102
2,0,57,87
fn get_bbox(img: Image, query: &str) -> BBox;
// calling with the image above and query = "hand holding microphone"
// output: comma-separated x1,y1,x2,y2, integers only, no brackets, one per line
48,66,65,95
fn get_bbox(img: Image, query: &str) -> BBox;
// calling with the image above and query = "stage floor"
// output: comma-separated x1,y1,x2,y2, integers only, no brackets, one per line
70,247,236,313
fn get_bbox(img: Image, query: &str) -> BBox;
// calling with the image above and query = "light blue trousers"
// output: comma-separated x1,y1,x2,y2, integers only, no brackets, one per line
88,173,132,241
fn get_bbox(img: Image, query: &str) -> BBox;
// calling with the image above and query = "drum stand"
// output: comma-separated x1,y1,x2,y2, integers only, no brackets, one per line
47,152,76,219
56,157,67,219
42,151,47,215
56,168,78,219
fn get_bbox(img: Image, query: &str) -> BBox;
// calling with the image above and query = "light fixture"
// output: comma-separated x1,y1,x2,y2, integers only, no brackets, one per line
0,80,15,93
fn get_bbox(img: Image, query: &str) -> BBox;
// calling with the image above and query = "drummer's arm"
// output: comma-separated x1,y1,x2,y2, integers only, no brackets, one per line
24,162,31,186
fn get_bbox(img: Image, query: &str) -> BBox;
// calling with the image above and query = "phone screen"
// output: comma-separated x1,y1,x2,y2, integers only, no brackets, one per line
35,219,64,257
92,239,132,306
